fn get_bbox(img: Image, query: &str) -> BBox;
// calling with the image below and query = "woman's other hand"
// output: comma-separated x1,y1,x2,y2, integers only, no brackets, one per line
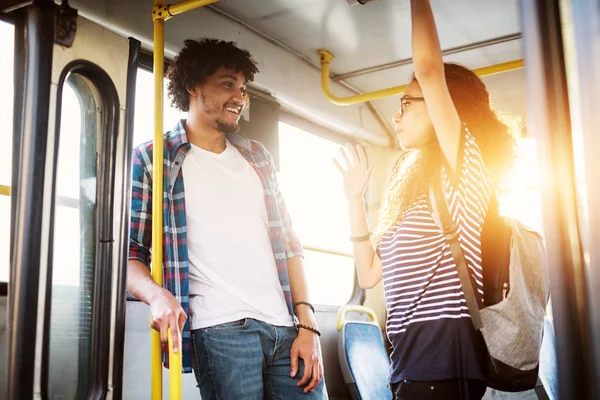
333,144,374,203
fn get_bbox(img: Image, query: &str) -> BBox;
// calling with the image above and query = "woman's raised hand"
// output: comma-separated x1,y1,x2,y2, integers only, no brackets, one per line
333,144,374,203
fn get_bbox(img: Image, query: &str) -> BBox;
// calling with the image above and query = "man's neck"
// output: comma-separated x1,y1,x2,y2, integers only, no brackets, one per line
184,117,228,154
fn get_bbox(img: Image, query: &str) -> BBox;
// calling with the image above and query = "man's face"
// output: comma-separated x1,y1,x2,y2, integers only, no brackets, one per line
189,67,248,134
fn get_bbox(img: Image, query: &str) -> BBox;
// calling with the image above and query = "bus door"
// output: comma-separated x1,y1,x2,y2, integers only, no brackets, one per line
520,0,600,398
3,1,139,398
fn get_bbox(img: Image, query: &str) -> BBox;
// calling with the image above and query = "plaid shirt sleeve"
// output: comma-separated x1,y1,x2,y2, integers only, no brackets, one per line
262,145,304,259
129,146,153,267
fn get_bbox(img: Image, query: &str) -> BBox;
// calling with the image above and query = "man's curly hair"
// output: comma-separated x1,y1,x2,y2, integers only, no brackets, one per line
167,38,259,112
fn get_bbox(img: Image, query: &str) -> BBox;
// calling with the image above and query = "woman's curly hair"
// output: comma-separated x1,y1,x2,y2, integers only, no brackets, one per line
373,63,518,244
167,38,259,112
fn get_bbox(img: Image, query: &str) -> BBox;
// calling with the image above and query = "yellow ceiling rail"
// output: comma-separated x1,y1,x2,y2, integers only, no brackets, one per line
152,0,219,21
473,59,524,77
0,185,9,197
318,50,408,106
318,49,524,106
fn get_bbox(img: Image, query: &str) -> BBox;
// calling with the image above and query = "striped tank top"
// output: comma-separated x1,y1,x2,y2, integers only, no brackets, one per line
381,126,492,382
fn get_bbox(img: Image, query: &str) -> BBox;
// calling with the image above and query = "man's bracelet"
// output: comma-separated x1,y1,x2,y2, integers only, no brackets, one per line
297,323,321,336
349,233,371,243
293,301,315,314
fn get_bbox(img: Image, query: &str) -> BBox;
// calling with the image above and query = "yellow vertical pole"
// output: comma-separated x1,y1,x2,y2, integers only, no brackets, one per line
168,328,183,398
150,1,220,398
151,2,165,399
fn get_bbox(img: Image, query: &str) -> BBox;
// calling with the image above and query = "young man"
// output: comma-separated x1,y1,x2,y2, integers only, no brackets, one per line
128,38,327,399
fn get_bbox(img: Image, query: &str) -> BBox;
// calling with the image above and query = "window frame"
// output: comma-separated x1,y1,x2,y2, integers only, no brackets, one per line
47,59,121,400
3,8,135,398
276,116,363,307
0,13,23,289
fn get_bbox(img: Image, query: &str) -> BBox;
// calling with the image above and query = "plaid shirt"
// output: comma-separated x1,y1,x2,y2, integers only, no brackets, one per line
129,120,304,373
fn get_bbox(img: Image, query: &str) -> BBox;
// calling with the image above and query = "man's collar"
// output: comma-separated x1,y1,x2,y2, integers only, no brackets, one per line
169,120,189,152
171,119,252,153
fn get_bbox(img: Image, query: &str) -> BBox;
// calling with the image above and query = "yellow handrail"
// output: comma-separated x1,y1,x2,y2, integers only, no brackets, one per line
151,1,165,398
168,328,182,398
336,305,379,331
151,1,219,399
0,185,10,197
318,50,408,107
168,0,219,16
473,59,524,77
318,49,524,106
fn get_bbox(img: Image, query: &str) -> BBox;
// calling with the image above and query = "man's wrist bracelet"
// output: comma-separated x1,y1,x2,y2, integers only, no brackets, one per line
297,323,321,336
293,301,315,314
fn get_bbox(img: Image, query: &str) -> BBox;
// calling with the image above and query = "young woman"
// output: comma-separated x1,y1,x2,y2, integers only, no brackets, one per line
334,1,516,399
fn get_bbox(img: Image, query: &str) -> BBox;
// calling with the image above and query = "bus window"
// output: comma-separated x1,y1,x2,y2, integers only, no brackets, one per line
499,136,544,233
133,67,186,146
0,20,14,283
278,122,355,306
499,131,588,240
47,73,100,399
301,250,356,306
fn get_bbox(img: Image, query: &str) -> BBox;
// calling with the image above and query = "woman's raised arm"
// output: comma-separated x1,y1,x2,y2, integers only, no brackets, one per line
410,0,462,170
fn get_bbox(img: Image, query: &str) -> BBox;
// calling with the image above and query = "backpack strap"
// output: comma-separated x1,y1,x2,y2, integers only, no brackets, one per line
429,178,484,330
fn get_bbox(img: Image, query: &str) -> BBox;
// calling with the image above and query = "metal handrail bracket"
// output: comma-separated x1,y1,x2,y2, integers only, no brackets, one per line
152,0,219,21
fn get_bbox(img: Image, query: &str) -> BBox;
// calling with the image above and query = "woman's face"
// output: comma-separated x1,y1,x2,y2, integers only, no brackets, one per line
392,81,436,150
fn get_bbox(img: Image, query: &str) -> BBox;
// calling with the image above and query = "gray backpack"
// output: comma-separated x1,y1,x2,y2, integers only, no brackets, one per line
430,185,550,392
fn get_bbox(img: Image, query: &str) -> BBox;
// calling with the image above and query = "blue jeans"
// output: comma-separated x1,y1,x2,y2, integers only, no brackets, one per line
191,318,328,399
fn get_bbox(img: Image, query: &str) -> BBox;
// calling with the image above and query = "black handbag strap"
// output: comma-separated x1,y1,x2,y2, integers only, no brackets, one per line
429,178,484,330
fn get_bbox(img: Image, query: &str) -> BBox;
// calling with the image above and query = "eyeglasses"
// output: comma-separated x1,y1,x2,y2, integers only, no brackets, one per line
399,96,425,116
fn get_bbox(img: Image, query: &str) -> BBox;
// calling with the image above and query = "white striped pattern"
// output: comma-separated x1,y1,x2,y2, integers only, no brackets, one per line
382,128,492,338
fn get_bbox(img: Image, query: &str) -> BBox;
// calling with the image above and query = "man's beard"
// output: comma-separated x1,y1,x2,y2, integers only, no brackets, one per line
216,118,239,134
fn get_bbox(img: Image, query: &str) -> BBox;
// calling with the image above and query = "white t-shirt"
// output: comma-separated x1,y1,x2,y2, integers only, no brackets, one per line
183,140,294,330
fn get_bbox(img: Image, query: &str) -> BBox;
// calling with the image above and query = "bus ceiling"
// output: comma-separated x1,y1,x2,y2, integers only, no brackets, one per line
63,0,525,146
